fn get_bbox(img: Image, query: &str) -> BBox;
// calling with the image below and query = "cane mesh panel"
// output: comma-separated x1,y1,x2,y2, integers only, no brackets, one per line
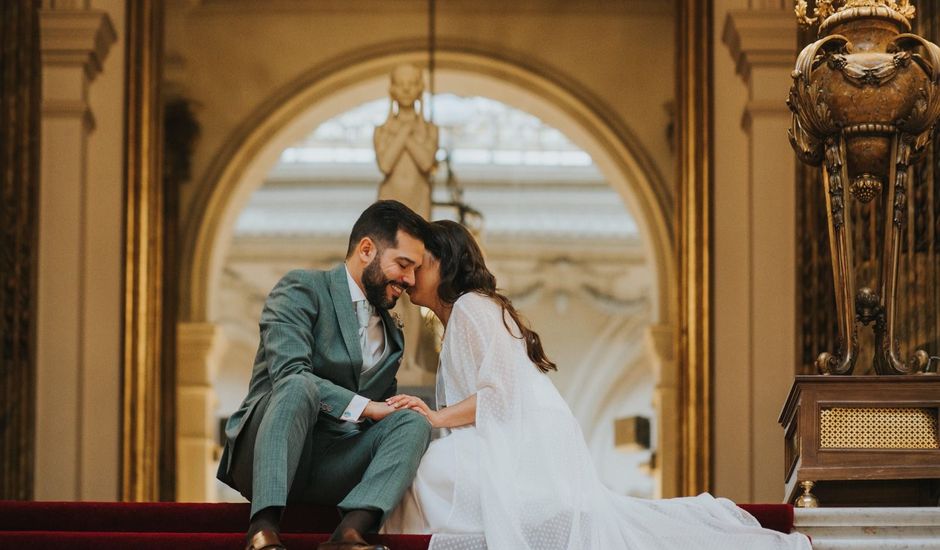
819,407,939,449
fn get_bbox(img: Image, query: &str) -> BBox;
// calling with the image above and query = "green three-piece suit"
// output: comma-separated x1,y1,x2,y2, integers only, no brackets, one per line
217,264,432,521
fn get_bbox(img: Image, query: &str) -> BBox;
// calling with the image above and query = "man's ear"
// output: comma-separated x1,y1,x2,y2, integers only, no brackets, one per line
357,237,376,262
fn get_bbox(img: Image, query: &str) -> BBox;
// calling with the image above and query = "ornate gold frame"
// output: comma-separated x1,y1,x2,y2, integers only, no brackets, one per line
122,0,165,501
676,0,712,494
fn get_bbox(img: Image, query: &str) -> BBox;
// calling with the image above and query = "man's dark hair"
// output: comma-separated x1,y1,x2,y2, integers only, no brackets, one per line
345,200,430,257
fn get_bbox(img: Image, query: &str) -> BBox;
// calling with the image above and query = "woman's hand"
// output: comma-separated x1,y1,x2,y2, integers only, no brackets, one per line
386,394,431,414
387,393,476,429
386,394,443,427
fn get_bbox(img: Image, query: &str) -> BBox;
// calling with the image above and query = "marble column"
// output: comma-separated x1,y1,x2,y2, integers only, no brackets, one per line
720,9,796,502
35,5,116,500
177,322,227,502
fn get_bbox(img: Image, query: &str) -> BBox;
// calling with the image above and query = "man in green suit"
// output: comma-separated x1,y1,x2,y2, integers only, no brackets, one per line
218,201,434,550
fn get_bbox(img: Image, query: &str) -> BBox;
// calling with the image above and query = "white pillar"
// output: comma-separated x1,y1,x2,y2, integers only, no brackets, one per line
35,6,116,500
177,322,227,502
720,9,796,502
646,323,677,498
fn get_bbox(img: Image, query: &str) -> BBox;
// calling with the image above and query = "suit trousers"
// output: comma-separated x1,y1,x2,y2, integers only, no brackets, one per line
228,372,432,524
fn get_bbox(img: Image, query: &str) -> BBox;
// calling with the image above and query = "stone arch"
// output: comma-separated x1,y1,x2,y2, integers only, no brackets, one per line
176,42,679,498
179,42,673,326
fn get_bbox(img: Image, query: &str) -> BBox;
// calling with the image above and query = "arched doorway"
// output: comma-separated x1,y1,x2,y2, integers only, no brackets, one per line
176,49,677,501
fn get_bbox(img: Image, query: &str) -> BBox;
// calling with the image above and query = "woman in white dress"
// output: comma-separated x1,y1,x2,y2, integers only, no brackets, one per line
383,220,811,550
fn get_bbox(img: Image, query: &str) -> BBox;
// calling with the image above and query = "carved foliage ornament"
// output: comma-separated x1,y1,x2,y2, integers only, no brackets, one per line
788,35,842,165
795,0,916,27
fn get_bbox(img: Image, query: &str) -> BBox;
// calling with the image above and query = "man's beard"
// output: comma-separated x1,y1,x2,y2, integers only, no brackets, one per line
362,256,405,310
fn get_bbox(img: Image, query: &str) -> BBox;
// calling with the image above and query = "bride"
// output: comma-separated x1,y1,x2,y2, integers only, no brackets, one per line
382,220,811,550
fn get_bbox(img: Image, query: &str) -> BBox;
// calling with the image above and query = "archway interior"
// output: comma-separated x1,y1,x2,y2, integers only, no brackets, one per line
208,74,660,501
198,68,666,325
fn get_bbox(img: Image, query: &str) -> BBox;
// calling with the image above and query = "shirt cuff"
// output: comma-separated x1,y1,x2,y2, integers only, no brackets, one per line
341,394,370,423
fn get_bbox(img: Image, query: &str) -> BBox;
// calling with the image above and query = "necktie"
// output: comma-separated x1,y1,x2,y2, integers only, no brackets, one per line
355,300,375,370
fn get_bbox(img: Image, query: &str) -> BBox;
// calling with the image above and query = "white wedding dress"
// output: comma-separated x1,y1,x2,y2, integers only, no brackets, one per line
384,292,811,550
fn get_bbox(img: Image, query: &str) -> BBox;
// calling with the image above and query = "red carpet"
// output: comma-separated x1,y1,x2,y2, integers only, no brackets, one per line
0,501,795,549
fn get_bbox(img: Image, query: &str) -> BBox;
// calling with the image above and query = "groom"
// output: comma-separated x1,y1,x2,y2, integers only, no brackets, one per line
218,200,434,550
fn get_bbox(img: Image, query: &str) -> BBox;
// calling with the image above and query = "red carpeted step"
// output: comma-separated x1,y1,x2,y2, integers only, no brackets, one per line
739,503,795,534
0,500,798,538
0,531,431,550
0,501,339,533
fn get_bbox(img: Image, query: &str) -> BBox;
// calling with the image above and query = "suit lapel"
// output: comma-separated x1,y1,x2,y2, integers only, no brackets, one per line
328,264,363,384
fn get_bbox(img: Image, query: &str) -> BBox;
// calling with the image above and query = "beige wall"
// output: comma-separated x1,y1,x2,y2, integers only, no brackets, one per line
713,0,753,503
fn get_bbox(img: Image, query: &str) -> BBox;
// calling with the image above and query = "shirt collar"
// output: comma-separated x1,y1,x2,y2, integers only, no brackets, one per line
344,264,367,303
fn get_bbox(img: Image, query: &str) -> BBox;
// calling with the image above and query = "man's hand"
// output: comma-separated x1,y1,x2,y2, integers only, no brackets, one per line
361,400,396,421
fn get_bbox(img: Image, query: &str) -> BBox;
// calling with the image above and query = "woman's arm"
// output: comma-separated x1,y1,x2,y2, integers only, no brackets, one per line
386,393,476,429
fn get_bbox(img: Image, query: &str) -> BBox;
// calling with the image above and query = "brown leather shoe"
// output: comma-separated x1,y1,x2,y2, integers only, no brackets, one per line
316,541,390,550
245,528,287,550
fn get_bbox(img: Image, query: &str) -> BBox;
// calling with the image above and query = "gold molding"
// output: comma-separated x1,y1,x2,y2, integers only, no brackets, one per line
675,0,713,494
122,0,165,502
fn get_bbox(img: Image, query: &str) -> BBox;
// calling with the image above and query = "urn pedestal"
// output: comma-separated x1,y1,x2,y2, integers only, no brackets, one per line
780,375,940,506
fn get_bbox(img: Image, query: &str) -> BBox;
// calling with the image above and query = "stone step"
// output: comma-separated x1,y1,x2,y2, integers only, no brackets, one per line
794,507,940,550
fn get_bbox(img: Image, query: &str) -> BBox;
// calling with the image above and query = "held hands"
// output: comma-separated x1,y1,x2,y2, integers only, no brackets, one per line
386,394,442,427
362,400,396,421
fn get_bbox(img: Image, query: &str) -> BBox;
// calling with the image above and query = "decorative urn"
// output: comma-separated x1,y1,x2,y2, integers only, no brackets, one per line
789,0,940,375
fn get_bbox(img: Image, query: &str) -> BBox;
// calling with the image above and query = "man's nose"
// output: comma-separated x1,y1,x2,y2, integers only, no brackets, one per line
402,269,415,287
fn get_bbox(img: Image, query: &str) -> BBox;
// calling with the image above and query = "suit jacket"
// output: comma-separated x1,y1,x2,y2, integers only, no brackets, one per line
217,264,404,479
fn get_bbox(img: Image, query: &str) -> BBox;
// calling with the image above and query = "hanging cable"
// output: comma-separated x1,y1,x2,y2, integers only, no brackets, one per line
428,0,436,123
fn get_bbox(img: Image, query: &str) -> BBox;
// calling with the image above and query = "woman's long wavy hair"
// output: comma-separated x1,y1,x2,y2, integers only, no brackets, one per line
427,220,557,373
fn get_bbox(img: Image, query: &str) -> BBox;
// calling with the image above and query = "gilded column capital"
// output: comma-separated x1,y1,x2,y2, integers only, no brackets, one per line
39,9,115,81
723,9,796,83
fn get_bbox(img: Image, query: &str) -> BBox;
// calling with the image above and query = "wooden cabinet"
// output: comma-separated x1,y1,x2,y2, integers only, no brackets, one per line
780,375,940,506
